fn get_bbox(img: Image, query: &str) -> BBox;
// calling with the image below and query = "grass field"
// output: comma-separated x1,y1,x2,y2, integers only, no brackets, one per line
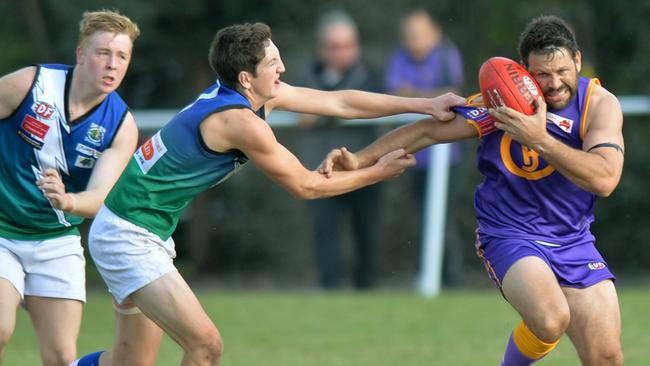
6,287,649,365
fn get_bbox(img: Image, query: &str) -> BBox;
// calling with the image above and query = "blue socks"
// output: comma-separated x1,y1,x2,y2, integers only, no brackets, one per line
71,351,104,366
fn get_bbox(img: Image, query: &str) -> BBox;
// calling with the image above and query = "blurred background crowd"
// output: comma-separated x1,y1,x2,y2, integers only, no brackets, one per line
3,0,650,290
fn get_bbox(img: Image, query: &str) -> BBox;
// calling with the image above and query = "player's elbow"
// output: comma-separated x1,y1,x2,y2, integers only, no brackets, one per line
591,178,619,197
286,182,321,200
293,189,324,200
292,177,350,200
593,185,616,198
289,188,316,200
281,172,330,200
417,118,445,146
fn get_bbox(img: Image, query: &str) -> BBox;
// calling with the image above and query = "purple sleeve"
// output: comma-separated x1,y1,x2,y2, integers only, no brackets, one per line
452,104,496,136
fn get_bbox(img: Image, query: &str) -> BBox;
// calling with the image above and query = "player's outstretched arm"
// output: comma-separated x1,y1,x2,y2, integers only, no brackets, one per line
0,67,36,119
39,112,139,217
204,109,414,199
319,113,477,176
267,82,465,121
491,88,624,197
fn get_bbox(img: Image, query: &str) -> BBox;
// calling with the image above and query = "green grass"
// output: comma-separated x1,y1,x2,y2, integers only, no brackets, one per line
6,288,649,365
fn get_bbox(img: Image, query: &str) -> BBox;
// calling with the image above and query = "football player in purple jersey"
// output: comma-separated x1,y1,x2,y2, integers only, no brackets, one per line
321,15,624,366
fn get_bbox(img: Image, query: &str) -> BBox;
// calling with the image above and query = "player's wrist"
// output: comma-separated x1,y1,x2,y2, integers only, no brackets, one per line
532,133,557,155
366,164,384,184
63,193,77,213
356,152,372,169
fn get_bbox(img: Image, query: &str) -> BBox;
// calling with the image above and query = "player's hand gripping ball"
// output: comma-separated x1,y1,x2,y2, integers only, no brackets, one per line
479,56,542,115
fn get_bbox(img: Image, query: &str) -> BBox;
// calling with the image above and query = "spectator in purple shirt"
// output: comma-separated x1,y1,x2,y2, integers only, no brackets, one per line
385,9,466,287
385,10,464,97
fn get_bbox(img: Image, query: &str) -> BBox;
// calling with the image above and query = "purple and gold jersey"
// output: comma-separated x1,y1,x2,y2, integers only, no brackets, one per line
474,77,600,245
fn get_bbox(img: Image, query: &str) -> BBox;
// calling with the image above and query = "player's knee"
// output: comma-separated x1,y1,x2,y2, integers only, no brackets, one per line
530,310,570,342
0,325,14,349
114,338,157,366
212,335,225,362
0,337,7,354
0,326,15,362
594,344,624,366
41,347,76,366
203,329,224,362
188,328,224,363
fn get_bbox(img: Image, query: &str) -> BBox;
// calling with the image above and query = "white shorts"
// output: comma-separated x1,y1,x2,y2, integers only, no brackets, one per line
89,206,177,304
0,235,86,302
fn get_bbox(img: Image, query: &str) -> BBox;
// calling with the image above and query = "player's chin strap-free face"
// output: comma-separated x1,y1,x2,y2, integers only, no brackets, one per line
587,142,624,154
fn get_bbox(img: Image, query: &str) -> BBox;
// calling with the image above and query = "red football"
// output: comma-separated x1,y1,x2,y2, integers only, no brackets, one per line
479,56,542,115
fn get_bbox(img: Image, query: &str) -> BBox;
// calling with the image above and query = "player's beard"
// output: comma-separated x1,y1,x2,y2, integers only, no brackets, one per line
544,77,578,110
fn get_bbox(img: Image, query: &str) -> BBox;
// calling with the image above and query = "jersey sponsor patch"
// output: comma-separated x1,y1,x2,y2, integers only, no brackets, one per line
75,143,102,159
547,112,574,133
18,114,50,149
454,105,496,136
453,93,497,137
135,131,167,174
32,101,57,120
75,155,96,168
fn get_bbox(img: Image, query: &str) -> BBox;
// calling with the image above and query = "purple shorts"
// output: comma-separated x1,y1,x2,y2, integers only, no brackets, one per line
475,233,615,290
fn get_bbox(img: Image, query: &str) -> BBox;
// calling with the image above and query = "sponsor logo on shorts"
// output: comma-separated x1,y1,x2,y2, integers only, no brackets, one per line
588,262,606,270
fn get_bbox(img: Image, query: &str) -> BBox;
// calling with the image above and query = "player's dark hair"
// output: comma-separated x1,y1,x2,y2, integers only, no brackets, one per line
518,15,579,67
209,23,272,89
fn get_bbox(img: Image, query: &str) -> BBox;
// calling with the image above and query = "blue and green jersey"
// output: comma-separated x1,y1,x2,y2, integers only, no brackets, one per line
0,64,128,240
105,80,263,240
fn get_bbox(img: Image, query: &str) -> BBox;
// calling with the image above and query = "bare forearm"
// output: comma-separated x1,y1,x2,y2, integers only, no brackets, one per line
356,121,433,168
337,90,431,119
66,190,105,218
292,168,380,199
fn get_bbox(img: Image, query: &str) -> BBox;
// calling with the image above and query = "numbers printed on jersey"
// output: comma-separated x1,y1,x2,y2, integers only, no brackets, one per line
135,131,167,174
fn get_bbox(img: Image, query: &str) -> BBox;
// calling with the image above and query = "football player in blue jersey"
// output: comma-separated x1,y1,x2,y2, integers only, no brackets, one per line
0,10,140,366
71,22,464,366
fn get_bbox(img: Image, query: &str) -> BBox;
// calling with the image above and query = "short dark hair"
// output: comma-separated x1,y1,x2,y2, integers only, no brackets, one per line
208,23,272,88
518,15,579,67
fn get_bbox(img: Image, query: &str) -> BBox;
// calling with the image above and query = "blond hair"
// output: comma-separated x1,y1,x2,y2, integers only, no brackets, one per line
78,10,140,48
